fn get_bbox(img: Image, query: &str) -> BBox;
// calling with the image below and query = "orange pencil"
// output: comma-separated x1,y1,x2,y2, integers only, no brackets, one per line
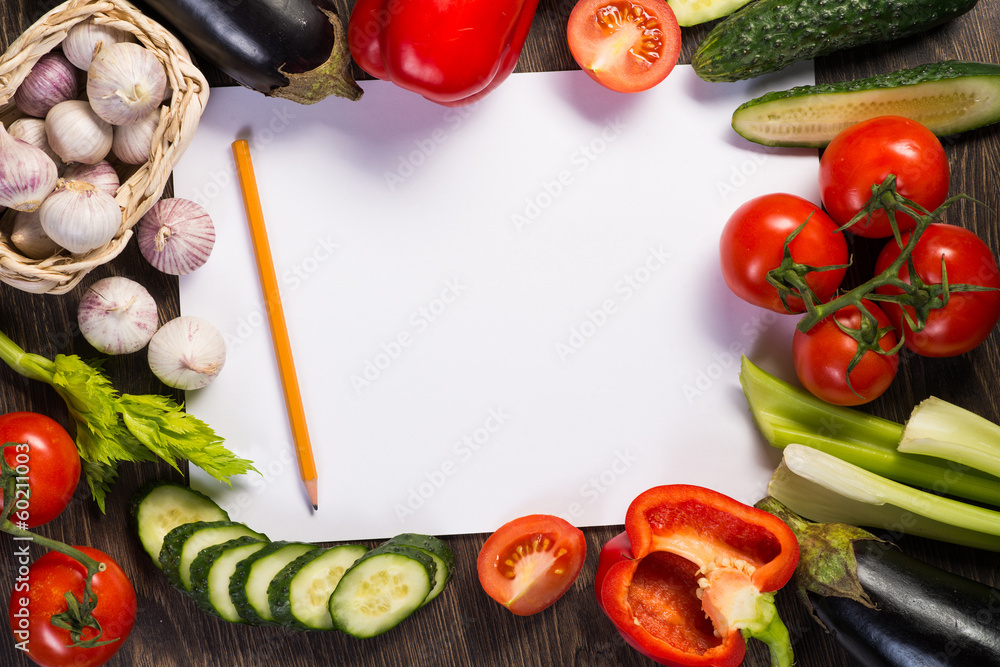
232,139,318,510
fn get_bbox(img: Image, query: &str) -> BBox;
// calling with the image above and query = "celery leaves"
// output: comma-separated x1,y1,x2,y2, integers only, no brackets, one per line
118,394,256,482
0,328,256,512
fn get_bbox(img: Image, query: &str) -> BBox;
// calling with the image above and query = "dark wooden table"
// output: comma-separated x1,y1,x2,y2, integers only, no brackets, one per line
2,1,999,666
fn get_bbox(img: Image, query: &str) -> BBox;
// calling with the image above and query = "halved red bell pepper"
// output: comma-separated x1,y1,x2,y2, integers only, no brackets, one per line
346,0,540,106
596,485,799,667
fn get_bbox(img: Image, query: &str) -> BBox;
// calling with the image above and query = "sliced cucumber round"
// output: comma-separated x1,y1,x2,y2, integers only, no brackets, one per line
130,480,229,567
329,545,436,638
732,61,1000,147
229,541,319,625
159,520,268,593
269,543,369,630
383,533,454,606
189,537,269,623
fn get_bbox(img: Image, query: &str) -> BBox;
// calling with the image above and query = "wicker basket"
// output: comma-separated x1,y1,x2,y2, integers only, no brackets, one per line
0,0,209,295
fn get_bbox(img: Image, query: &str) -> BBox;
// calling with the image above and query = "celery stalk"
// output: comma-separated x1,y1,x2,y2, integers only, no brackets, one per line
739,356,1000,507
899,397,1000,479
769,444,1000,552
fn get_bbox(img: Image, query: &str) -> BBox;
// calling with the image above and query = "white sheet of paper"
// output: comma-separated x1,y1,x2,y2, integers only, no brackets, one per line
173,65,817,543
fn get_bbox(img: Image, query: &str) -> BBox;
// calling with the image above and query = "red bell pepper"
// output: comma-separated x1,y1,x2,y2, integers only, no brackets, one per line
596,485,799,667
346,0,540,106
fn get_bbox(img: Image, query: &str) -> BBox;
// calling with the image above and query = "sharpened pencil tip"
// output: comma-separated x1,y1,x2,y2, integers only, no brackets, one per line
304,477,318,512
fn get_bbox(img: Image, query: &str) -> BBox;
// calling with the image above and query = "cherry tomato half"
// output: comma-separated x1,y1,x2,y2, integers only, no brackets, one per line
0,412,81,527
874,223,1000,357
477,514,586,615
793,300,899,406
8,546,136,667
567,0,681,93
720,193,849,314
819,116,949,238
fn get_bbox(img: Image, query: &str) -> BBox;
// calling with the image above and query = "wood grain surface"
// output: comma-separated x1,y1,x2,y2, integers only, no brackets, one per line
2,1,999,666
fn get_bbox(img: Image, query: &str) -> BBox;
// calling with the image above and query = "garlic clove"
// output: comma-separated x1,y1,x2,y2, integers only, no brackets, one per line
45,99,113,165
87,42,167,126
0,123,59,212
78,276,159,355
148,316,227,390
112,107,161,165
63,160,120,198
38,179,121,254
62,18,134,71
8,117,66,173
9,208,63,259
13,51,80,119
137,198,216,275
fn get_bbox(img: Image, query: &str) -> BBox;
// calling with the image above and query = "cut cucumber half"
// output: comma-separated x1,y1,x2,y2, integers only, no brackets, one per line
383,534,454,605
230,541,319,625
329,545,436,638
130,480,229,567
189,537,269,623
667,0,754,27
732,61,1000,147
159,520,268,593
269,544,369,630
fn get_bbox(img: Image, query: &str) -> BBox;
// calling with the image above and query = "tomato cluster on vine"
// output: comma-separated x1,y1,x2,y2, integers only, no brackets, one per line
720,116,1000,406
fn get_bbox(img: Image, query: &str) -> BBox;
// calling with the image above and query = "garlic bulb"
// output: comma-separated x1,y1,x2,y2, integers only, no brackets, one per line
45,99,113,164
63,160,119,198
112,107,160,165
137,198,215,275
13,52,80,119
7,117,64,173
0,123,59,212
78,276,159,355
148,316,226,390
62,18,133,71
38,179,121,254
87,42,167,126
10,209,62,259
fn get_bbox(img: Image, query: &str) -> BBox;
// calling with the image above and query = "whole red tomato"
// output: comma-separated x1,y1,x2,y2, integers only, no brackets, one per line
720,193,848,313
819,116,949,238
793,300,899,406
8,546,136,667
0,412,81,527
874,223,1000,357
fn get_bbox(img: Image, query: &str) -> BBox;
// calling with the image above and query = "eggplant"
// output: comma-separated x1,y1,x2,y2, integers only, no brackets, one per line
135,0,362,104
757,497,1000,667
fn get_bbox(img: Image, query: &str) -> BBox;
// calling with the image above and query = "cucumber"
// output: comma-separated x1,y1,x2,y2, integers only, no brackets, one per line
692,0,979,82
159,520,268,593
731,61,1000,147
229,541,319,625
130,480,229,566
189,537,269,623
269,544,369,630
328,544,436,638
383,533,454,605
667,0,754,27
